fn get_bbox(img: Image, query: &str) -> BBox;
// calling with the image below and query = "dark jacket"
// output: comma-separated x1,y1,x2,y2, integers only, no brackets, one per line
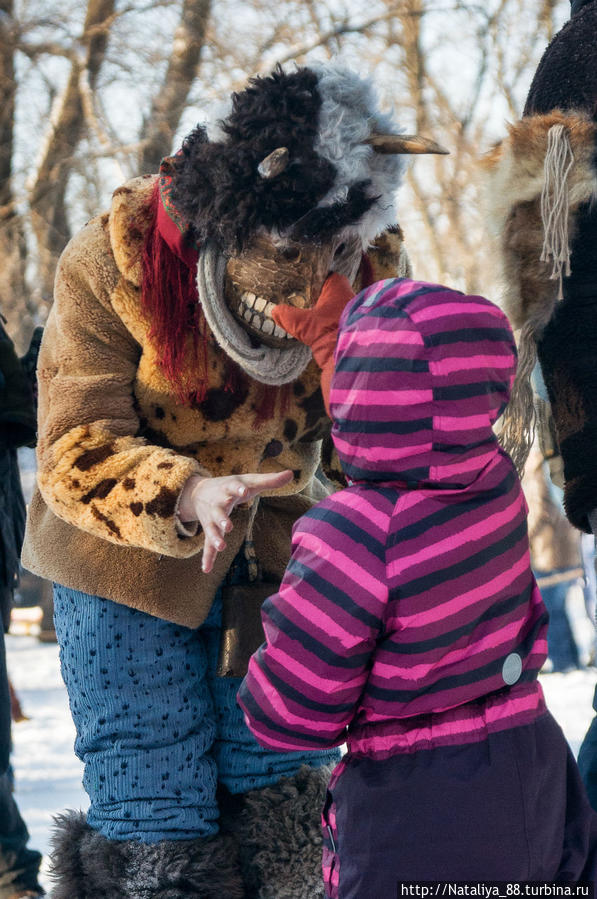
0,316,37,771
0,319,37,630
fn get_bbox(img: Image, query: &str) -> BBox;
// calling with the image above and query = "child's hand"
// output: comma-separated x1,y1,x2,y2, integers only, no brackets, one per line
272,273,355,370
178,470,294,573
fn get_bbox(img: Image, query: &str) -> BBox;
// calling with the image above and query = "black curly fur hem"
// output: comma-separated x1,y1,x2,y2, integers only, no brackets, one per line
49,811,244,899
219,764,333,899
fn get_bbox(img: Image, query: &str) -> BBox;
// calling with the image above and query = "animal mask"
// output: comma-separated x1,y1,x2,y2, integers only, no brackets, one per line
169,64,447,380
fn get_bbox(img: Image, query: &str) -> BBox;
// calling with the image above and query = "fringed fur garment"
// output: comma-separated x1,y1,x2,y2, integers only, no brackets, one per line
480,111,597,490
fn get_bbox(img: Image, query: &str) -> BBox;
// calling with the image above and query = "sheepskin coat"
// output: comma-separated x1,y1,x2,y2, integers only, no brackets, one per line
482,106,597,531
21,175,405,627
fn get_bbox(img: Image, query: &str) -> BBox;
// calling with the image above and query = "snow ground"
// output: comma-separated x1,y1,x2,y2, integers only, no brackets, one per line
5,585,597,894
7,634,85,894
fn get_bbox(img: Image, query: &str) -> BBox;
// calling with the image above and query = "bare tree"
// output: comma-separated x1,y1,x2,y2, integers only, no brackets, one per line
27,0,115,303
1,0,213,346
197,0,567,295
1,0,569,348
139,0,212,173
0,0,35,349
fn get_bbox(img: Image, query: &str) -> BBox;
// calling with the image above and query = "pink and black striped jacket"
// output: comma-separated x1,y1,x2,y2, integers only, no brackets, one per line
238,279,548,758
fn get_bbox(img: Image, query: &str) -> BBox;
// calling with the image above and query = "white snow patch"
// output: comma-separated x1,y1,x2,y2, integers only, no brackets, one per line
6,635,85,892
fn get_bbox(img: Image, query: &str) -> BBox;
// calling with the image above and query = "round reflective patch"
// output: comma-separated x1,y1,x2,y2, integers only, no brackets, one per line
502,652,522,685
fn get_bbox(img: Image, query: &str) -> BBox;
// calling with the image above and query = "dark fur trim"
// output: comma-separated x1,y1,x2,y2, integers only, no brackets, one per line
49,810,244,899
124,832,244,899
49,811,127,899
219,765,332,899
169,67,339,254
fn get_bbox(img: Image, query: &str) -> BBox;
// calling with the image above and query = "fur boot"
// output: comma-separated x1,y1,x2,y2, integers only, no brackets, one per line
219,764,332,899
49,810,245,899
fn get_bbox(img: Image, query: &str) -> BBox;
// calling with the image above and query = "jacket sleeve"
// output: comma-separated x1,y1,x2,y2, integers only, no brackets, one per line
237,494,388,750
0,320,37,449
35,215,209,558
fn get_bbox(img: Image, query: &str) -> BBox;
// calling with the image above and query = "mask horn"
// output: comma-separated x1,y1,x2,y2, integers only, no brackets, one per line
258,147,290,179
366,133,449,155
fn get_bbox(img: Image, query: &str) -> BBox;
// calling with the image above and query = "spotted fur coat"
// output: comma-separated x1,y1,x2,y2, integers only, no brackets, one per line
22,175,407,626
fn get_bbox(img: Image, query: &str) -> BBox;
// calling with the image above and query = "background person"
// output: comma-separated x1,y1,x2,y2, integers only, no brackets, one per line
0,315,44,899
20,64,438,897
482,0,597,810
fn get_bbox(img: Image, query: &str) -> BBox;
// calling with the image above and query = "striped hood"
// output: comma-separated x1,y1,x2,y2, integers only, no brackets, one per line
330,279,518,488
239,279,547,762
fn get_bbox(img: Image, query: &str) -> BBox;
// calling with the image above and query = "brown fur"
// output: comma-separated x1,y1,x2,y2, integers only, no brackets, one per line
219,765,332,899
23,177,405,626
481,111,597,472
481,110,597,331
355,225,411,292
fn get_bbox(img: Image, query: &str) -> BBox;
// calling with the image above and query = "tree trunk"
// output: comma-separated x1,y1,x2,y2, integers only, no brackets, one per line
0,0,33,350
139,0,212,174
29,0,116,304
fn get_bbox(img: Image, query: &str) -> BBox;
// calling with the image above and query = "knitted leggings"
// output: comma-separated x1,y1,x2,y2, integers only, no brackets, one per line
53,584,338,842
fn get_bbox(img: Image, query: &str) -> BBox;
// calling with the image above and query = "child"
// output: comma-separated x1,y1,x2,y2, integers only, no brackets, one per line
237,275,597,896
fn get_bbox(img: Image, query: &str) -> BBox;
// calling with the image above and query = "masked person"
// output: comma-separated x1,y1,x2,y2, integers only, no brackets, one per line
0,316,44,899
481,0,597,812
21,64,445,898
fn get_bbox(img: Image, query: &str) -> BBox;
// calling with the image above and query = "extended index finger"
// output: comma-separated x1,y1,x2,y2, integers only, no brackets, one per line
240,469,294,498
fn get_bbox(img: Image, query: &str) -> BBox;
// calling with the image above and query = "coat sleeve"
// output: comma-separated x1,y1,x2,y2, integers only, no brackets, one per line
35,215,209,558
237,494,388,750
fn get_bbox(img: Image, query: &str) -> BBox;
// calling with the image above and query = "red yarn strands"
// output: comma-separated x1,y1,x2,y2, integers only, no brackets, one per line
141,173,293,423
140,181,209,406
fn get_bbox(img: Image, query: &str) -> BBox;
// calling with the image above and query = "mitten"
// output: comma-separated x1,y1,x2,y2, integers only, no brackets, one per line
272,273,355,415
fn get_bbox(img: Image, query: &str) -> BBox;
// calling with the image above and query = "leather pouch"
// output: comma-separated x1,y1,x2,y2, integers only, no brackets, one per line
216,577,278,678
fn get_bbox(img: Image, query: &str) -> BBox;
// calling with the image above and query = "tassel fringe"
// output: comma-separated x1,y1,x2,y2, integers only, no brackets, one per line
540,124,574,301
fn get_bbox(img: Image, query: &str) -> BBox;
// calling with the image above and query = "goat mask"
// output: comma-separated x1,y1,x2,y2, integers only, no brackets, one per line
166,64,447,383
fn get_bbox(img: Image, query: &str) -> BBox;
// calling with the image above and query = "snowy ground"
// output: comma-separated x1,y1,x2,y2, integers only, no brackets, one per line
7,633,85,894
6,607,597,895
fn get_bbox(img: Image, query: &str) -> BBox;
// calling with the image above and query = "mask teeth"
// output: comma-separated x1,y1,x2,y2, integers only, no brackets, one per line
237,293,291,339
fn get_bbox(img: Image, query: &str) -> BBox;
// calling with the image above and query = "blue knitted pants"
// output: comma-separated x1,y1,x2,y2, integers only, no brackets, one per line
53,584,339,842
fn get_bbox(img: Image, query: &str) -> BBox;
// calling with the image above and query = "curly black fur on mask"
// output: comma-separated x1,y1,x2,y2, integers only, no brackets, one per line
169,67,342,254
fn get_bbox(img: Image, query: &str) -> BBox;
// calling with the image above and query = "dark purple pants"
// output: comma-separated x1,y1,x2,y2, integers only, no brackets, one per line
323,713,597,897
